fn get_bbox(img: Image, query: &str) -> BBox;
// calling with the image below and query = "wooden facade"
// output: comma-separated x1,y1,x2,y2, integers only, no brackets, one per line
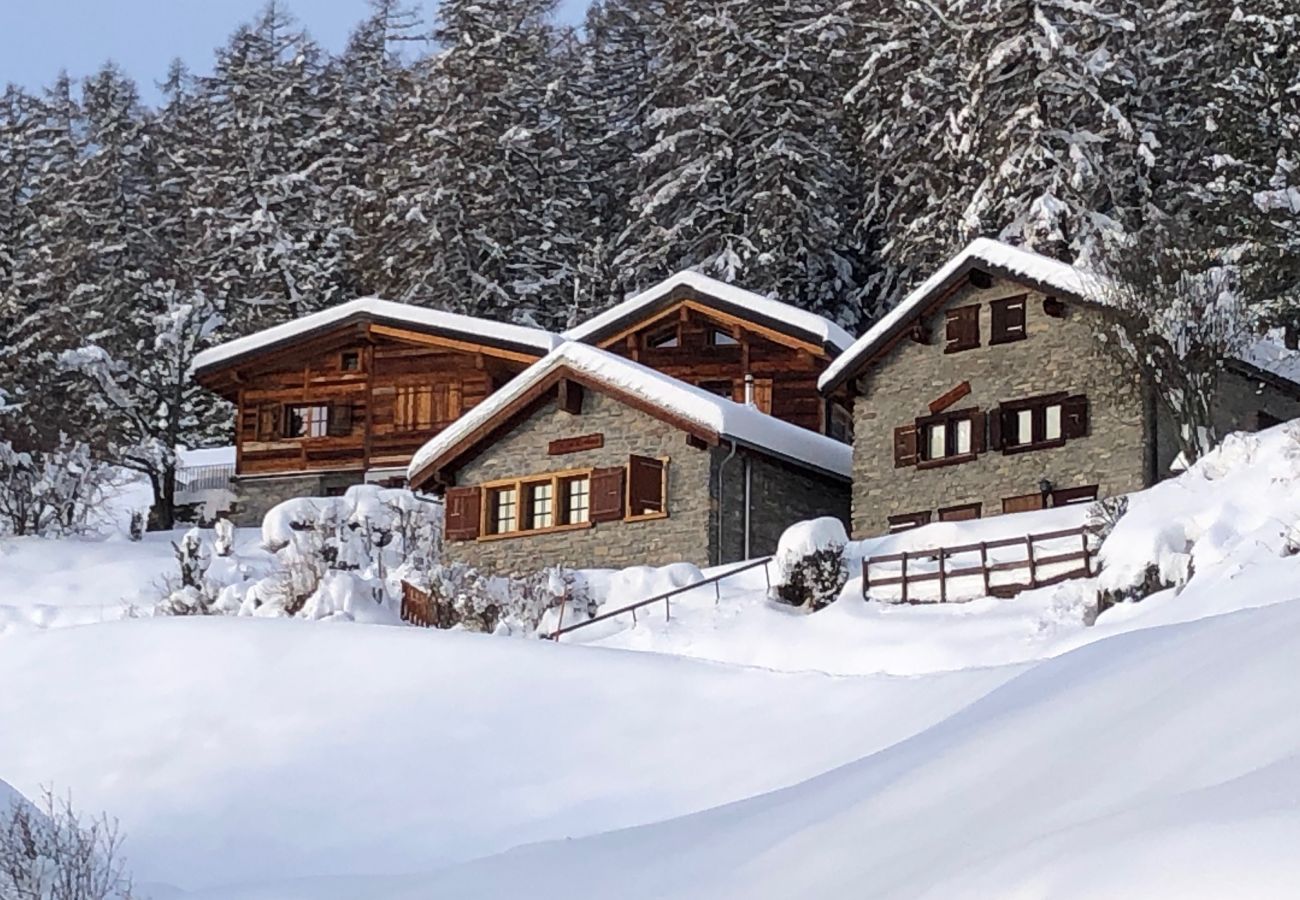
583,299,853,439
196,318,545,481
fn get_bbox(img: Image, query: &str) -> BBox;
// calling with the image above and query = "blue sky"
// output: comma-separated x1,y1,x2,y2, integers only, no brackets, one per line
1,1,591,104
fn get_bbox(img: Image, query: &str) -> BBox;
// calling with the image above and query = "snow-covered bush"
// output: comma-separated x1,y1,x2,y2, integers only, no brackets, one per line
770,518,848,611
1085,494,1129,546
0,788,136,899
409,563,578,635
0,440,120,537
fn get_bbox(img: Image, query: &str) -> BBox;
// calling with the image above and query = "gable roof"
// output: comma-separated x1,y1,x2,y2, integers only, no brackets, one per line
192,297,561,378
407,341,853,488
563,270,855,356
818,239,1097,394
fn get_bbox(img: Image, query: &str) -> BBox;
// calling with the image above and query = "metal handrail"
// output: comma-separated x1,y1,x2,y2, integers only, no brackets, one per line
548,556,773,641
175,463,235,493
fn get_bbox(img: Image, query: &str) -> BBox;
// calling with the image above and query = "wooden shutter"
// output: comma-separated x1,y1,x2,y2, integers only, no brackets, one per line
257,403,283,440
944,305,980,352
628,455,666,516
971,410,986,454
1003,493,1045,514
990,296,1027,344
752,378,773,414
588,466,626,522
988,407,1004,450
328,401,353,436
893,424,918,468
1062,394,1089,439
444,486,482,541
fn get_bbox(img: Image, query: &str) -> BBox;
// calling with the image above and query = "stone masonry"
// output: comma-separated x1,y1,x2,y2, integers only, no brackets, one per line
852,275,1149,537
445,391,715,575
229,470,364,526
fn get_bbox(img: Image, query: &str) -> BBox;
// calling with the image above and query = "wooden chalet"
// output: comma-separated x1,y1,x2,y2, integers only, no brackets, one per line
564,271,857,441
192,298,558,522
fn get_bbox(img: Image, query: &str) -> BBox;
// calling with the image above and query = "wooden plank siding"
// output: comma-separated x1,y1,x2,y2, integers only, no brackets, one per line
229,332,532,478
598,306,848,435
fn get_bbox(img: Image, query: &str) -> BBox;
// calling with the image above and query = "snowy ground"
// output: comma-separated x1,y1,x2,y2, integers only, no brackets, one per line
3,423,1300,898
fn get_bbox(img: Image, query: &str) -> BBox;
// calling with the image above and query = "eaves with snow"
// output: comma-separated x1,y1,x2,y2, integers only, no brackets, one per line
819,237,1300,394
407,341,853,488
191,297,561,381
564,270,855,356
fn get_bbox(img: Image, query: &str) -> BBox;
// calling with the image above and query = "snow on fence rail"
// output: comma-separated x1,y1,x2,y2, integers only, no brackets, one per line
862,526,1096,604
547,557,773,641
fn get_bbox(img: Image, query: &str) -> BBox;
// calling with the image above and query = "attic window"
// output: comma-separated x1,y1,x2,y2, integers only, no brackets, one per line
645,327,679,350
944,305,980,353
341,351,360,371
708,328,739,347
989,297,1027,344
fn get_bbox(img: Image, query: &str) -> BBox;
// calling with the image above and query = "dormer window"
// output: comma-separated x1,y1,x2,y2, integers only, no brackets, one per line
645,326,679,350
708,328,739,347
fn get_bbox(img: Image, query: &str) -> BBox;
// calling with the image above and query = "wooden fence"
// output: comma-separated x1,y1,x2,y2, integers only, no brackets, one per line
401,581,437,628
862,526,1096,604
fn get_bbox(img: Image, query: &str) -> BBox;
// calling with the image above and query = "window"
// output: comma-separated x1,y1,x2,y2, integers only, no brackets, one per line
939,503,981,522
697,380,734,398
888,511,932,533
916,408,983,466
1003,493,1045,514
341,351,360,371
488,486,518,535
708,328,739,347
628,455,667,518
989,296,1027,344
560,475,590,525
1051,485,1099,506
995,393,1088,452
524,480,554,529
829,404,853,443
944,305,980,353
286,404,329,438
645,326,679,350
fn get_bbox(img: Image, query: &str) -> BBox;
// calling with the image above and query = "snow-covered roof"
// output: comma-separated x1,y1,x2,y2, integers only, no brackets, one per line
819,239,1099,393
1236,331,1300,388
408,341,853,484
564,270,855,354
192,297,561,374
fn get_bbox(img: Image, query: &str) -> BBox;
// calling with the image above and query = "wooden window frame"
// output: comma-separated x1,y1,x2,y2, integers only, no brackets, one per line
997,392,1070,454
559,473,591,526
829,404,853,444
944,304,981,354
340,350,361,372
696,379,734,399
625,455,670,522
706,327,740,348
644,324,681,351
477,467,598,542
989,296,1027,345
394,384,436,433
284,403,330,439
888,510,932,532
1002,492,1046,514
916,407,982,469
938,502,982,522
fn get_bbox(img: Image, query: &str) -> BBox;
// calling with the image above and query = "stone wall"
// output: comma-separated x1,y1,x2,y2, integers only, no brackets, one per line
714,449,851,562
444,391,715,576
851,276,1150,537
229,470,364,526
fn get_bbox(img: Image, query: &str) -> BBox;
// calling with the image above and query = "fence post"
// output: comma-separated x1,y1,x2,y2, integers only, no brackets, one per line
553,593,566,641
764,561,771,592
1026,535,1038,589
980,542,990,595
1081,529,1093,576
862,557,870,600
900,551,909,604
715,579,721,606
938,547,947,603
665,594,671,623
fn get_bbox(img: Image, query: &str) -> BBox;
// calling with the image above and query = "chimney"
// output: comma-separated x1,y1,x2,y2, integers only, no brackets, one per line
743,373,755,407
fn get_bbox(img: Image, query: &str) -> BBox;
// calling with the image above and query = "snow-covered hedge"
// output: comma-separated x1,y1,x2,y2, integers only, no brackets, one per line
0,440,122,538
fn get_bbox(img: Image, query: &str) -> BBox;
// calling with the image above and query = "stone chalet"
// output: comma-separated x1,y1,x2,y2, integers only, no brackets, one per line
818,239,1300,537
405,342,852,573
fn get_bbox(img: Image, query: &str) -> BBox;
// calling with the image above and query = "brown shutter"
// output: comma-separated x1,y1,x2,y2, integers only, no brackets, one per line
258,403,283,440
893,425,918,468
628,455,666,516
753,378,773,414
589,466,626,522
1062,394,1089,439
328,401,353,436
444,486,482,541
971,410,986,454
988,406,1004,450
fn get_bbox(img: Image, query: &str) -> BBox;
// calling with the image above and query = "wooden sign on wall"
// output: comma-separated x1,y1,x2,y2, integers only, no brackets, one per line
548,433,604,456
929,381,972,414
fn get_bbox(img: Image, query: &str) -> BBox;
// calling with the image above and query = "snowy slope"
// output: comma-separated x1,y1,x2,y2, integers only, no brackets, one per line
0,619,1012,893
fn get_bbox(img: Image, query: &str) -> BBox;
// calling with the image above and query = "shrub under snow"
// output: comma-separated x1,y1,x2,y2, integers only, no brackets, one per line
770,517,849,611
